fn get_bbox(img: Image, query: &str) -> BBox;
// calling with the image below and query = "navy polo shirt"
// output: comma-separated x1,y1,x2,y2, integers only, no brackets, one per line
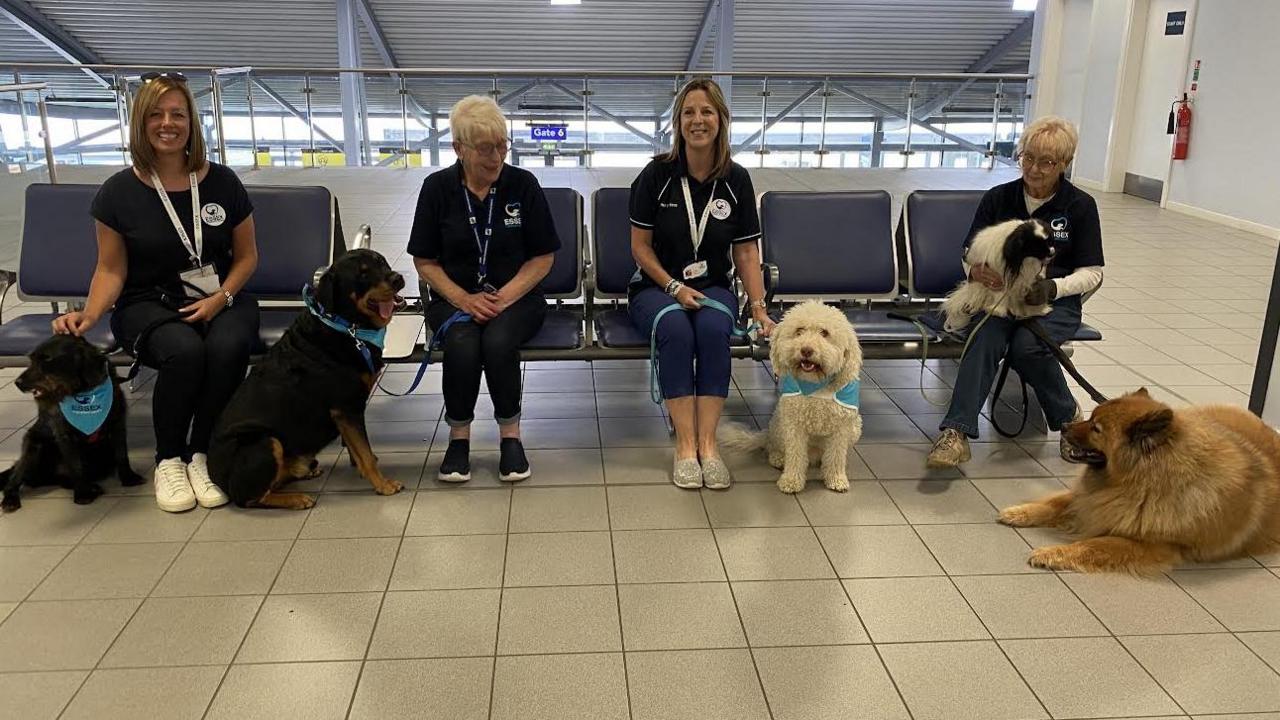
628,154,761,297
963,176,1105,279
407,162,561,292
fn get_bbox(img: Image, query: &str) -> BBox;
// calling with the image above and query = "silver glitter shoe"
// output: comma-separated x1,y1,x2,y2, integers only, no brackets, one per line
701,456,732,490
672,457,703,489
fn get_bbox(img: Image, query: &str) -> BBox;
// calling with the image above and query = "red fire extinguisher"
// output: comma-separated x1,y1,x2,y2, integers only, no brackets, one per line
1168,93,1192,160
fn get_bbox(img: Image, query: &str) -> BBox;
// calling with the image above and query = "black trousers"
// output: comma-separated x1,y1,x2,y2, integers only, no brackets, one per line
426,293,546,426
113,296,260,461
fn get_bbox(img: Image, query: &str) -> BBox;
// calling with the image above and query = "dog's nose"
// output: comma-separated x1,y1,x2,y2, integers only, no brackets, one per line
800,347,813,358
389,272,405,292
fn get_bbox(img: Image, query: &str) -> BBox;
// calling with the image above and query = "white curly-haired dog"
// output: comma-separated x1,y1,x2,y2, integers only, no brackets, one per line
941,218,1055,333
723,300,863,493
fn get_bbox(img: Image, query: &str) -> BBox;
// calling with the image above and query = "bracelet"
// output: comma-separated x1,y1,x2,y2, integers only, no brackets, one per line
748,299,766,310
221,289,235,308
665,279,684,297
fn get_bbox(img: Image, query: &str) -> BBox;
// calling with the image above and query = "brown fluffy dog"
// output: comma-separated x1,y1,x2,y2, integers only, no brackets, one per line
998,388,1280,575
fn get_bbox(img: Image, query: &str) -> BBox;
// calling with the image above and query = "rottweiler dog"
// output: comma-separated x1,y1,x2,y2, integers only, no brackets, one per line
1,334,145,511
208,249,406,509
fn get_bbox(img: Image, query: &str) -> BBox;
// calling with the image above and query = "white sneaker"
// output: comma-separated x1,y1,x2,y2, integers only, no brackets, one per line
154,458,196,513
187,453,229,508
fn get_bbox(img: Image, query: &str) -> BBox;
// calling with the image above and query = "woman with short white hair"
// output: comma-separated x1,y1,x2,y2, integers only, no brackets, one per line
928,115,1105,468
408,95,561,483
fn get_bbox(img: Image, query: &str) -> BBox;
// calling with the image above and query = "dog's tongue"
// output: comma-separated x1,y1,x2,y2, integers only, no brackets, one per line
376,300,395,320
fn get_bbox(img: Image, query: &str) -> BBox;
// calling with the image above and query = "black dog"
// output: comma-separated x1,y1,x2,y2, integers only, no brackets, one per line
208,249,406,509
1,334,144,511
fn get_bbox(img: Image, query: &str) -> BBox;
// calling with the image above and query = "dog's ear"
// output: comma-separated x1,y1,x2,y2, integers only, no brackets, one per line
832,327,863,389
72,338,105,390
1128,408,1174,452
1133,387,1151,398
313,264,341,315
1000,226,1025,279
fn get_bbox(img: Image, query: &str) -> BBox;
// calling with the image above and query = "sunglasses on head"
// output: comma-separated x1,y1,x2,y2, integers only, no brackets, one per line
140,71,188,84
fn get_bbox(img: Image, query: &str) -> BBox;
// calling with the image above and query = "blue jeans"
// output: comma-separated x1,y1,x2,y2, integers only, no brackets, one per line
941,296,1083,438
629,285,736,400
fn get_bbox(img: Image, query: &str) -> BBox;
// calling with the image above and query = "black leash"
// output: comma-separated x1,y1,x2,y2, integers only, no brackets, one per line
989,317,1109,438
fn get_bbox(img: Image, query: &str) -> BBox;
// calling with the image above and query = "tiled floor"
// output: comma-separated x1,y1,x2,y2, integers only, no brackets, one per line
0,166,1278,719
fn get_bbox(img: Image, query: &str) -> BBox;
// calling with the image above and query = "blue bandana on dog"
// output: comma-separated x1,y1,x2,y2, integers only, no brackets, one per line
779,375,861,410
58,376,114,436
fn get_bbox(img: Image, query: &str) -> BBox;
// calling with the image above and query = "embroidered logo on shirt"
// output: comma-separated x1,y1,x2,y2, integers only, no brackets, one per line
710,198,731,220
201,203,226,227
1049,215,1069,243
504,202,522,228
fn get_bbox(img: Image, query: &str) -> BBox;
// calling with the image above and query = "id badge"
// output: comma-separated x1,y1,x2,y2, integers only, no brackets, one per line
179,264,220,296
682,261,708,280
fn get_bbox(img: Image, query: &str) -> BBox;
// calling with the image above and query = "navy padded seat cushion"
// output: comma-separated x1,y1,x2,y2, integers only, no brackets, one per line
591,188,635,296
915,311,1103,343
844,309,936,343
19,184,100,298
760,191,896,297
0,313,116,355
901,190,985,297
540,188,582,297
522,308,583,350
594,307,748,349
241,186,334,299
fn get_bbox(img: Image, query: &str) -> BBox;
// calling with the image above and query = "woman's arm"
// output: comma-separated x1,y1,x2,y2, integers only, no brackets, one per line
631,226,700,310
731,241,774,336
53,221,127,336
490,253,554,310
414,257,498,322
179,214,259,323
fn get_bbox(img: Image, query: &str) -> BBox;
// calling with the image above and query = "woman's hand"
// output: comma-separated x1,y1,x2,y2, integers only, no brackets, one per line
179,295,227,324
751,306,776,337
52,311,99,337
674,285,705,311
969,263,1005,291
456,292,500,324
483,287,515,316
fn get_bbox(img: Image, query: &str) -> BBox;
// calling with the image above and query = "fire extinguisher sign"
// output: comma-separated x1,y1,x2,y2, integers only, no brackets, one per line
1165,11,1187,35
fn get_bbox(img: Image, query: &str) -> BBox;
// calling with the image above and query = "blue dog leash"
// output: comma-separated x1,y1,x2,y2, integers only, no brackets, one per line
649,296,759,404
375,308,471,397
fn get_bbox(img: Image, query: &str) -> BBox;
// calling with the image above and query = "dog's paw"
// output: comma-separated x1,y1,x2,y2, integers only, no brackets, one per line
287,494,317,510
374,479,404,496
73,484,104,505
776,473,806,494
767,452,784,470
306,460,325,479
119,470,146,487
1028,545,1077,572
1,494,20,512
998,504,1041,528
823,475,850,493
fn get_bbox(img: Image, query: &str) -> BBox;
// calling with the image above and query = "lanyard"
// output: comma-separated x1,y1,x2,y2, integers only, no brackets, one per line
150,170,202,266
680,176,717,255
462,185,497,287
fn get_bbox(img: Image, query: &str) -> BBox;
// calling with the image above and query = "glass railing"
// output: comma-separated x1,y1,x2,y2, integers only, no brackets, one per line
1,64,1029,175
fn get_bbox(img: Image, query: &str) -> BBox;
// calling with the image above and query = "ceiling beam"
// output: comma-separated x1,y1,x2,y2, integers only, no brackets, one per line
252,78,342,151
684,0,719,71
913,15,1033,120
731,82,821,153
0,0,110,88
829,82,1016,166
545,81,657,146
351,0,439,132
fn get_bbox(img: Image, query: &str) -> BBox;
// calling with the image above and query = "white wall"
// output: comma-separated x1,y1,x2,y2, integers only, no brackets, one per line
1072,0,1132,185
1166,0,1280,236
1050,0,1093,129
1126,0,1190,181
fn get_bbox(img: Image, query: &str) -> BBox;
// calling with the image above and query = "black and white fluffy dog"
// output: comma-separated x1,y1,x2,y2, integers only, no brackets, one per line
941,218,1055,332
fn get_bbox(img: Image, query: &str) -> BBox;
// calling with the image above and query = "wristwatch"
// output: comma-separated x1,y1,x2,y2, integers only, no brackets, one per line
221,289,235,308
748,299,767,310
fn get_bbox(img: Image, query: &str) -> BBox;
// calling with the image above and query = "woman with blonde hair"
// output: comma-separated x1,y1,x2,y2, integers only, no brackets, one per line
409,95,560,483
928,115,1104,468
628,77,773,489
53,72,260,511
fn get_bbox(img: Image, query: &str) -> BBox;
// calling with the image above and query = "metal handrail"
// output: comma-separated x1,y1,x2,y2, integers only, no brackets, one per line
4,62,1032,82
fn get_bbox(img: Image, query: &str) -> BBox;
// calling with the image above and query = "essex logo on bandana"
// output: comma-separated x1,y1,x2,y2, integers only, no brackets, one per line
201,203,227,227
710,198,731,220
504,202,522,228
58,377,114,437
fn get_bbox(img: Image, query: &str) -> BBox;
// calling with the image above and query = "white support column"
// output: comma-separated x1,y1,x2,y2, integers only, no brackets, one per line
714,0,733,109
336,0,363,166
1026,0,1065,121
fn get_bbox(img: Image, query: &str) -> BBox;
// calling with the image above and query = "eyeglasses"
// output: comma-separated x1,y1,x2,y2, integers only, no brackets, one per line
140,71,188,84
462,139,510,157
1018,153,1062,172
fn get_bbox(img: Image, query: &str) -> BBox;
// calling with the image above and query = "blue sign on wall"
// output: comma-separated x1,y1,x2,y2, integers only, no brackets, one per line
530,125,568,141
1165,11,1187,35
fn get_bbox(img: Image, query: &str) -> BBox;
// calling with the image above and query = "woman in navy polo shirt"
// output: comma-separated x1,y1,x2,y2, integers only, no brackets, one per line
928,115,1105,468
409,95,560,484
629,78,774,490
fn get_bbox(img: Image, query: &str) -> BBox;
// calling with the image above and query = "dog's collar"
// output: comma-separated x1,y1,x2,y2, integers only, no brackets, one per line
779,375,861,410
58,376,113,437
302,284,386,372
